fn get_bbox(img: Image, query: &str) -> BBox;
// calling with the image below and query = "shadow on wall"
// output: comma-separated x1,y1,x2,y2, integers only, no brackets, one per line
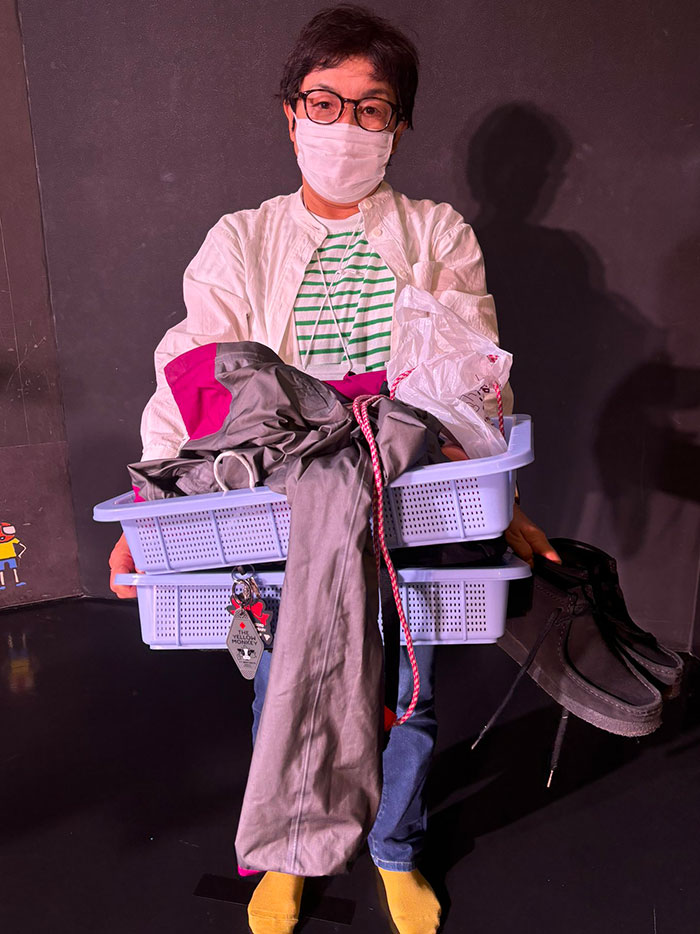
458,103,700,557
594,233,700,557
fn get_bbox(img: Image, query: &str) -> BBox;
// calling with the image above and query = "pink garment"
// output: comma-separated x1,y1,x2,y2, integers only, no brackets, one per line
132,484,146,503
164,342,232,441
162,341,388,444
325,369,387,400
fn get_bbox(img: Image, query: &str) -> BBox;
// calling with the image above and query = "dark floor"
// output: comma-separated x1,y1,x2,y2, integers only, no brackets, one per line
1,598,698,934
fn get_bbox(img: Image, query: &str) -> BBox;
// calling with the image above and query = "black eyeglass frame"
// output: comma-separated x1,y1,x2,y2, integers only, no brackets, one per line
293,89,404,132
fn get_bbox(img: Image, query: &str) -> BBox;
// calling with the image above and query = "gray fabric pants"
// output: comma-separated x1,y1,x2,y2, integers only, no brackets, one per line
130,343,445,875
236,443,384,875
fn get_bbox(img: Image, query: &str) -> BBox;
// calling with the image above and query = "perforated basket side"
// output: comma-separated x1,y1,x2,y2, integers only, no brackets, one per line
148,580,284,648
454,477,487,532
178,585,232,644
215,502,287,563
270,502,291,554
463,582,489,636
402,581,466,642
152,584,178,645
130,517,169,571
399,578,506,644
130,563,521,649
159,511,224,569
389,480,463,544
257,584,283,620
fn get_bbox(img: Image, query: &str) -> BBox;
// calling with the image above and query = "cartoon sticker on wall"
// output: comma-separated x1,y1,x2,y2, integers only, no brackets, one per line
0,522,27,590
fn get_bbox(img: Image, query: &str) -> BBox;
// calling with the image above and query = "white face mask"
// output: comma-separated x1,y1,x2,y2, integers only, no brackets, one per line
295,119,394,204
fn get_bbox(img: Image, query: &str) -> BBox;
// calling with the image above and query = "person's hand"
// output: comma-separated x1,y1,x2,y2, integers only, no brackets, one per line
441,442,469,461
109,532,140,598
505,504,561,568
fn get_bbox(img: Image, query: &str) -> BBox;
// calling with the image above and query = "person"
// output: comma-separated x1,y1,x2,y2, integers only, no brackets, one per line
0,522,27,590
110,7,559,932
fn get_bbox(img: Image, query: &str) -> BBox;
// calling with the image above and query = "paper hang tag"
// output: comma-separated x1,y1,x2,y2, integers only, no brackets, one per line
226,607,264,679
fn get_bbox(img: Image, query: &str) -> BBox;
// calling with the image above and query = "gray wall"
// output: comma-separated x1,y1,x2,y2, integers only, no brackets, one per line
16,0,700,648
0,0,80,608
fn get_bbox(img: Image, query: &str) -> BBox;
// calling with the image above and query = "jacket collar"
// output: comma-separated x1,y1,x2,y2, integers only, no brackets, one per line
271,182,405,360
289,181,398,236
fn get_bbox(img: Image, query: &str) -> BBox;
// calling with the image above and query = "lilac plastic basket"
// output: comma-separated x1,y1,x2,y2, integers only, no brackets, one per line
115,555,531,648
95,415,533,574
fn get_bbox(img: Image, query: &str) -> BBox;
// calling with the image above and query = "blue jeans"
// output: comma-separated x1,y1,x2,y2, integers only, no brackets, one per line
252,643,437,872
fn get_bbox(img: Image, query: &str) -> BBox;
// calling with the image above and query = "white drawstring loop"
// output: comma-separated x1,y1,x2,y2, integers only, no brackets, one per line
213,451,256,492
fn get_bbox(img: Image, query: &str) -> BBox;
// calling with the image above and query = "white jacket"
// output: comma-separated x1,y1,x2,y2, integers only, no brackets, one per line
140,182,513,460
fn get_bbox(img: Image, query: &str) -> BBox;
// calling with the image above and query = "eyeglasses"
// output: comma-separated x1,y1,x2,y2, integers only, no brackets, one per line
294,89,402,132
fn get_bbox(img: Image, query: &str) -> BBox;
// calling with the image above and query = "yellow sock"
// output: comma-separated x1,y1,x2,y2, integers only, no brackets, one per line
377,867,442,934
247,871,305,934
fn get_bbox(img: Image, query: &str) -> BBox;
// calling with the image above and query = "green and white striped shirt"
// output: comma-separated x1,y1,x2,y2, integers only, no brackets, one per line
294,213,396,372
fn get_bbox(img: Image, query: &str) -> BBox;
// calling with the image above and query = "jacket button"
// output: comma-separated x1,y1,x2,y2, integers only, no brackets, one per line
372,226,383,237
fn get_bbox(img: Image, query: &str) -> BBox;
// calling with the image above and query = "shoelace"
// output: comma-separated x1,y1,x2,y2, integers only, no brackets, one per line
471,604,569,750
473,554,662,786
471,596,578,786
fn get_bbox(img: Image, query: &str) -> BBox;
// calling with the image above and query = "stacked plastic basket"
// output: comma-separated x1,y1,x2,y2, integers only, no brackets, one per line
95,415,534,648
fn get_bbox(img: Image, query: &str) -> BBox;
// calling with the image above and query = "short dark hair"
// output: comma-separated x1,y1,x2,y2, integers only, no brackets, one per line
280,5,419,128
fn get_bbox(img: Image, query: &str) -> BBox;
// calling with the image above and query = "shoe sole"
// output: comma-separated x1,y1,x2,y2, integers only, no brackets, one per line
498,629,663,737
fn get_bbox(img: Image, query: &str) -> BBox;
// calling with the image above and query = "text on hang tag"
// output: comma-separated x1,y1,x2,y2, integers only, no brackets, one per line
226,607,264,679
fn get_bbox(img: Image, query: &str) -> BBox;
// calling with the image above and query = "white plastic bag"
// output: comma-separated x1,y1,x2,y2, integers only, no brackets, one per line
387,285,512,459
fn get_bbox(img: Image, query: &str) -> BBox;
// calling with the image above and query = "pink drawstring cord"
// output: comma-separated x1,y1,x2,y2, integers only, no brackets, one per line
352,370,420,726
493,381,504,436
354,368,503,726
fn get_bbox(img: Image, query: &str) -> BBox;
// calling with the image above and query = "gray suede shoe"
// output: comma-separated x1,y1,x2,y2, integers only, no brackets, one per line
549,538,684,698
497,561,663,737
